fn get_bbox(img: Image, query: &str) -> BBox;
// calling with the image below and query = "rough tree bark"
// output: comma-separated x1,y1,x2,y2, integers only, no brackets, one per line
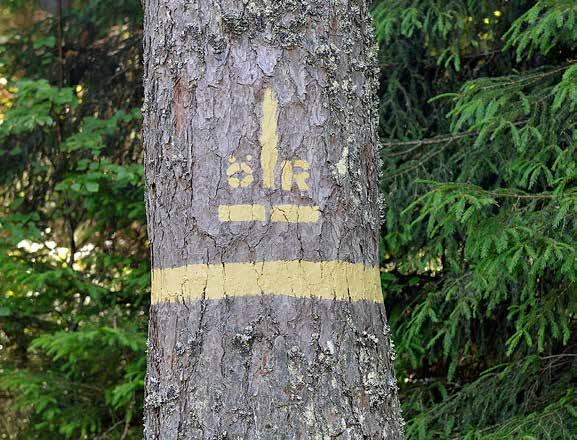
143,0,404,438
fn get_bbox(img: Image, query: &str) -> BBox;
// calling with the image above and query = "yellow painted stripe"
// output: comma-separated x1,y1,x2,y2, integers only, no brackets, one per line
270,205,320,223
260,88,278,189
218,204,266,222
151,260,383,304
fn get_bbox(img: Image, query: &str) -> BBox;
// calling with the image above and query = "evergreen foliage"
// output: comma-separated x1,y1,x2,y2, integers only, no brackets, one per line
0,1,146,438
0,0,575,438
375,0,577,438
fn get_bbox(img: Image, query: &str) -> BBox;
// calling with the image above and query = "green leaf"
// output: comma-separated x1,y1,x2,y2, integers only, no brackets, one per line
85,182,100,193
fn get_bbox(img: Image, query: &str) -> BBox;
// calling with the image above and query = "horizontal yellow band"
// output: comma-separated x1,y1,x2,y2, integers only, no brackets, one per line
217,204,320,223
218,204,266,222
270,204,320,223
151,260,383,304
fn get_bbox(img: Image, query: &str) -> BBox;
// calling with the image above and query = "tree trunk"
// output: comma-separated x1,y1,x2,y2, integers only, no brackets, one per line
142,0,404,438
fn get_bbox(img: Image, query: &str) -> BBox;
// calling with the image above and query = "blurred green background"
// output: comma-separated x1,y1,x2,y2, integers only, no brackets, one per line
0,0,576,438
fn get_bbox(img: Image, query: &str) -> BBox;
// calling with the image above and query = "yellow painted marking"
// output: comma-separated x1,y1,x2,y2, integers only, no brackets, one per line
151,260,383,303
227,156,254,188
218,204,266,222
219,88,319,224
260,88,279,189
270,205,320,223
281,159,310,191
336,146,348,176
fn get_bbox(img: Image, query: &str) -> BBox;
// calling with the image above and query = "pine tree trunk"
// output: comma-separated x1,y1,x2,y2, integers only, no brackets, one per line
142,0,404,438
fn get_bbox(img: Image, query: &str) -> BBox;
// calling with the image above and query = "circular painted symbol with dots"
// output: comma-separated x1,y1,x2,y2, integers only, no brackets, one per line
227,155,254,188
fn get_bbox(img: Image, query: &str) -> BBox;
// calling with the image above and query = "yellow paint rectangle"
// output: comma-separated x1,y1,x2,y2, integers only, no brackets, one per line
270,205,320,223
151,260,383,304
260,88,278,189
218,204,266,222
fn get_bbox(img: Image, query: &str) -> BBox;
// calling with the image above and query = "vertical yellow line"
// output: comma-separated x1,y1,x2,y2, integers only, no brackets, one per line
260,87,278,189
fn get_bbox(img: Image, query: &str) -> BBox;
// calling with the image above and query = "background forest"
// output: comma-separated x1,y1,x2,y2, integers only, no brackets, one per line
0,0,575,438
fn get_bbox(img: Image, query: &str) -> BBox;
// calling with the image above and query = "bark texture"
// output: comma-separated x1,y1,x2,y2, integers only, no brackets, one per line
143,0,404,438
